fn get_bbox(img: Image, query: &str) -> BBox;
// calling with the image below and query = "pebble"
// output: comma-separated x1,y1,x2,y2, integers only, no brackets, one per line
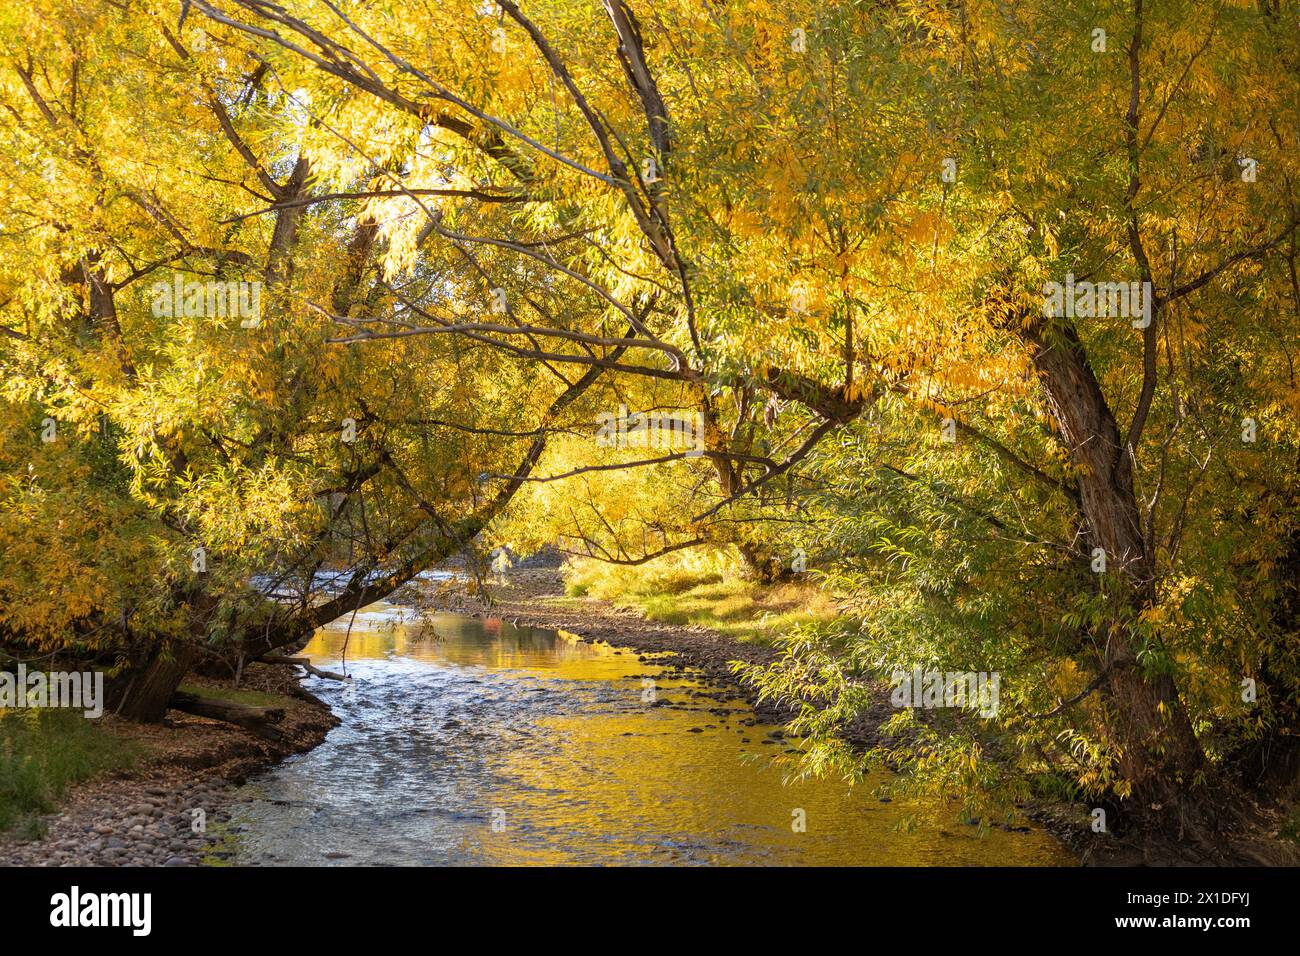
0,776,238,868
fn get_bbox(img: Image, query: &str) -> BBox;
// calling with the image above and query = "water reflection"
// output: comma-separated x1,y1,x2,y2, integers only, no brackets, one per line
229,603,1071,866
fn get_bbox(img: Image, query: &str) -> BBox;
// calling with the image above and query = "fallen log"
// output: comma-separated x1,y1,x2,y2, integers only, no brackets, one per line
169,690,287,742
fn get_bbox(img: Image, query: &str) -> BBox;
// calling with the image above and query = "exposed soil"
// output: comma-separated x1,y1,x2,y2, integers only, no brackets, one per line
0,663,337,867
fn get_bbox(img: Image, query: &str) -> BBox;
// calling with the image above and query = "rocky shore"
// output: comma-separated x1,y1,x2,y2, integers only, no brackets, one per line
0,664,337,867
8,563,1291,868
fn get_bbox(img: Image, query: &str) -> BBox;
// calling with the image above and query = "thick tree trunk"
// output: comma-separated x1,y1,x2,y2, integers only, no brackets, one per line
1025,317,1212,841
697,394,781,582
102,641,202,722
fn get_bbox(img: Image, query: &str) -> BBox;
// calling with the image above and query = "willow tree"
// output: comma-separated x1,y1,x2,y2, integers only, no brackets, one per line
733,0,1300,857
2,0,1296,856
176,0,1300,850
0,0,629,717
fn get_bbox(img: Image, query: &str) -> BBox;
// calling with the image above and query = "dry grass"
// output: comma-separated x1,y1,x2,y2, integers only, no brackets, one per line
563,552,838,644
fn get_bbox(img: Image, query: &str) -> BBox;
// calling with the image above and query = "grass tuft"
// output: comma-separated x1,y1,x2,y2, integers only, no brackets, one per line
176,683,290,708
0,709,142,837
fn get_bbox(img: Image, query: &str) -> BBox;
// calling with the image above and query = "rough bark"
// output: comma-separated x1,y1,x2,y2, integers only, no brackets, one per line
103,642,203,722
1024,315,1213,844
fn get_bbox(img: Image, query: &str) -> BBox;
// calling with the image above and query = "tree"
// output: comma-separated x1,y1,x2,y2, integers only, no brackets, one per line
2,0,1296,857
0,0,626,716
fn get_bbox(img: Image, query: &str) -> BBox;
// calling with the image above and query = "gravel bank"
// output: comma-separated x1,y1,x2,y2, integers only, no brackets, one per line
0,664,337,867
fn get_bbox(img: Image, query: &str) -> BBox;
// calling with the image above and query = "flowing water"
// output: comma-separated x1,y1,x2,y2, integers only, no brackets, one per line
229,602,1071,866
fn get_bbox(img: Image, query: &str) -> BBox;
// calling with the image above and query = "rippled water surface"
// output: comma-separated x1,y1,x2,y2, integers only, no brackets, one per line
229,603,1071,865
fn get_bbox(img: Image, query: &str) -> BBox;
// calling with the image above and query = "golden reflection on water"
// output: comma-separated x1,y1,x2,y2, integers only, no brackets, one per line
275,604,1073,866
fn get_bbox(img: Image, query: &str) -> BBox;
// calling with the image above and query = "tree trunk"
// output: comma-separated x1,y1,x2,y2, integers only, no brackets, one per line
696,393,781,582
736,541,780,582
101,587,222,722
1025,317,1212,841
102,641,202,722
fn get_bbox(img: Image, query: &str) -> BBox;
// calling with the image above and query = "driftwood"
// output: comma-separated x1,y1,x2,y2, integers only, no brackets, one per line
169,690,287,742
259,654,348,681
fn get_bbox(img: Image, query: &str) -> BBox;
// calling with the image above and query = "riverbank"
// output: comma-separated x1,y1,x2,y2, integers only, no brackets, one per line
0,664,336,867
226,596,1073,865
8,563,1292,867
